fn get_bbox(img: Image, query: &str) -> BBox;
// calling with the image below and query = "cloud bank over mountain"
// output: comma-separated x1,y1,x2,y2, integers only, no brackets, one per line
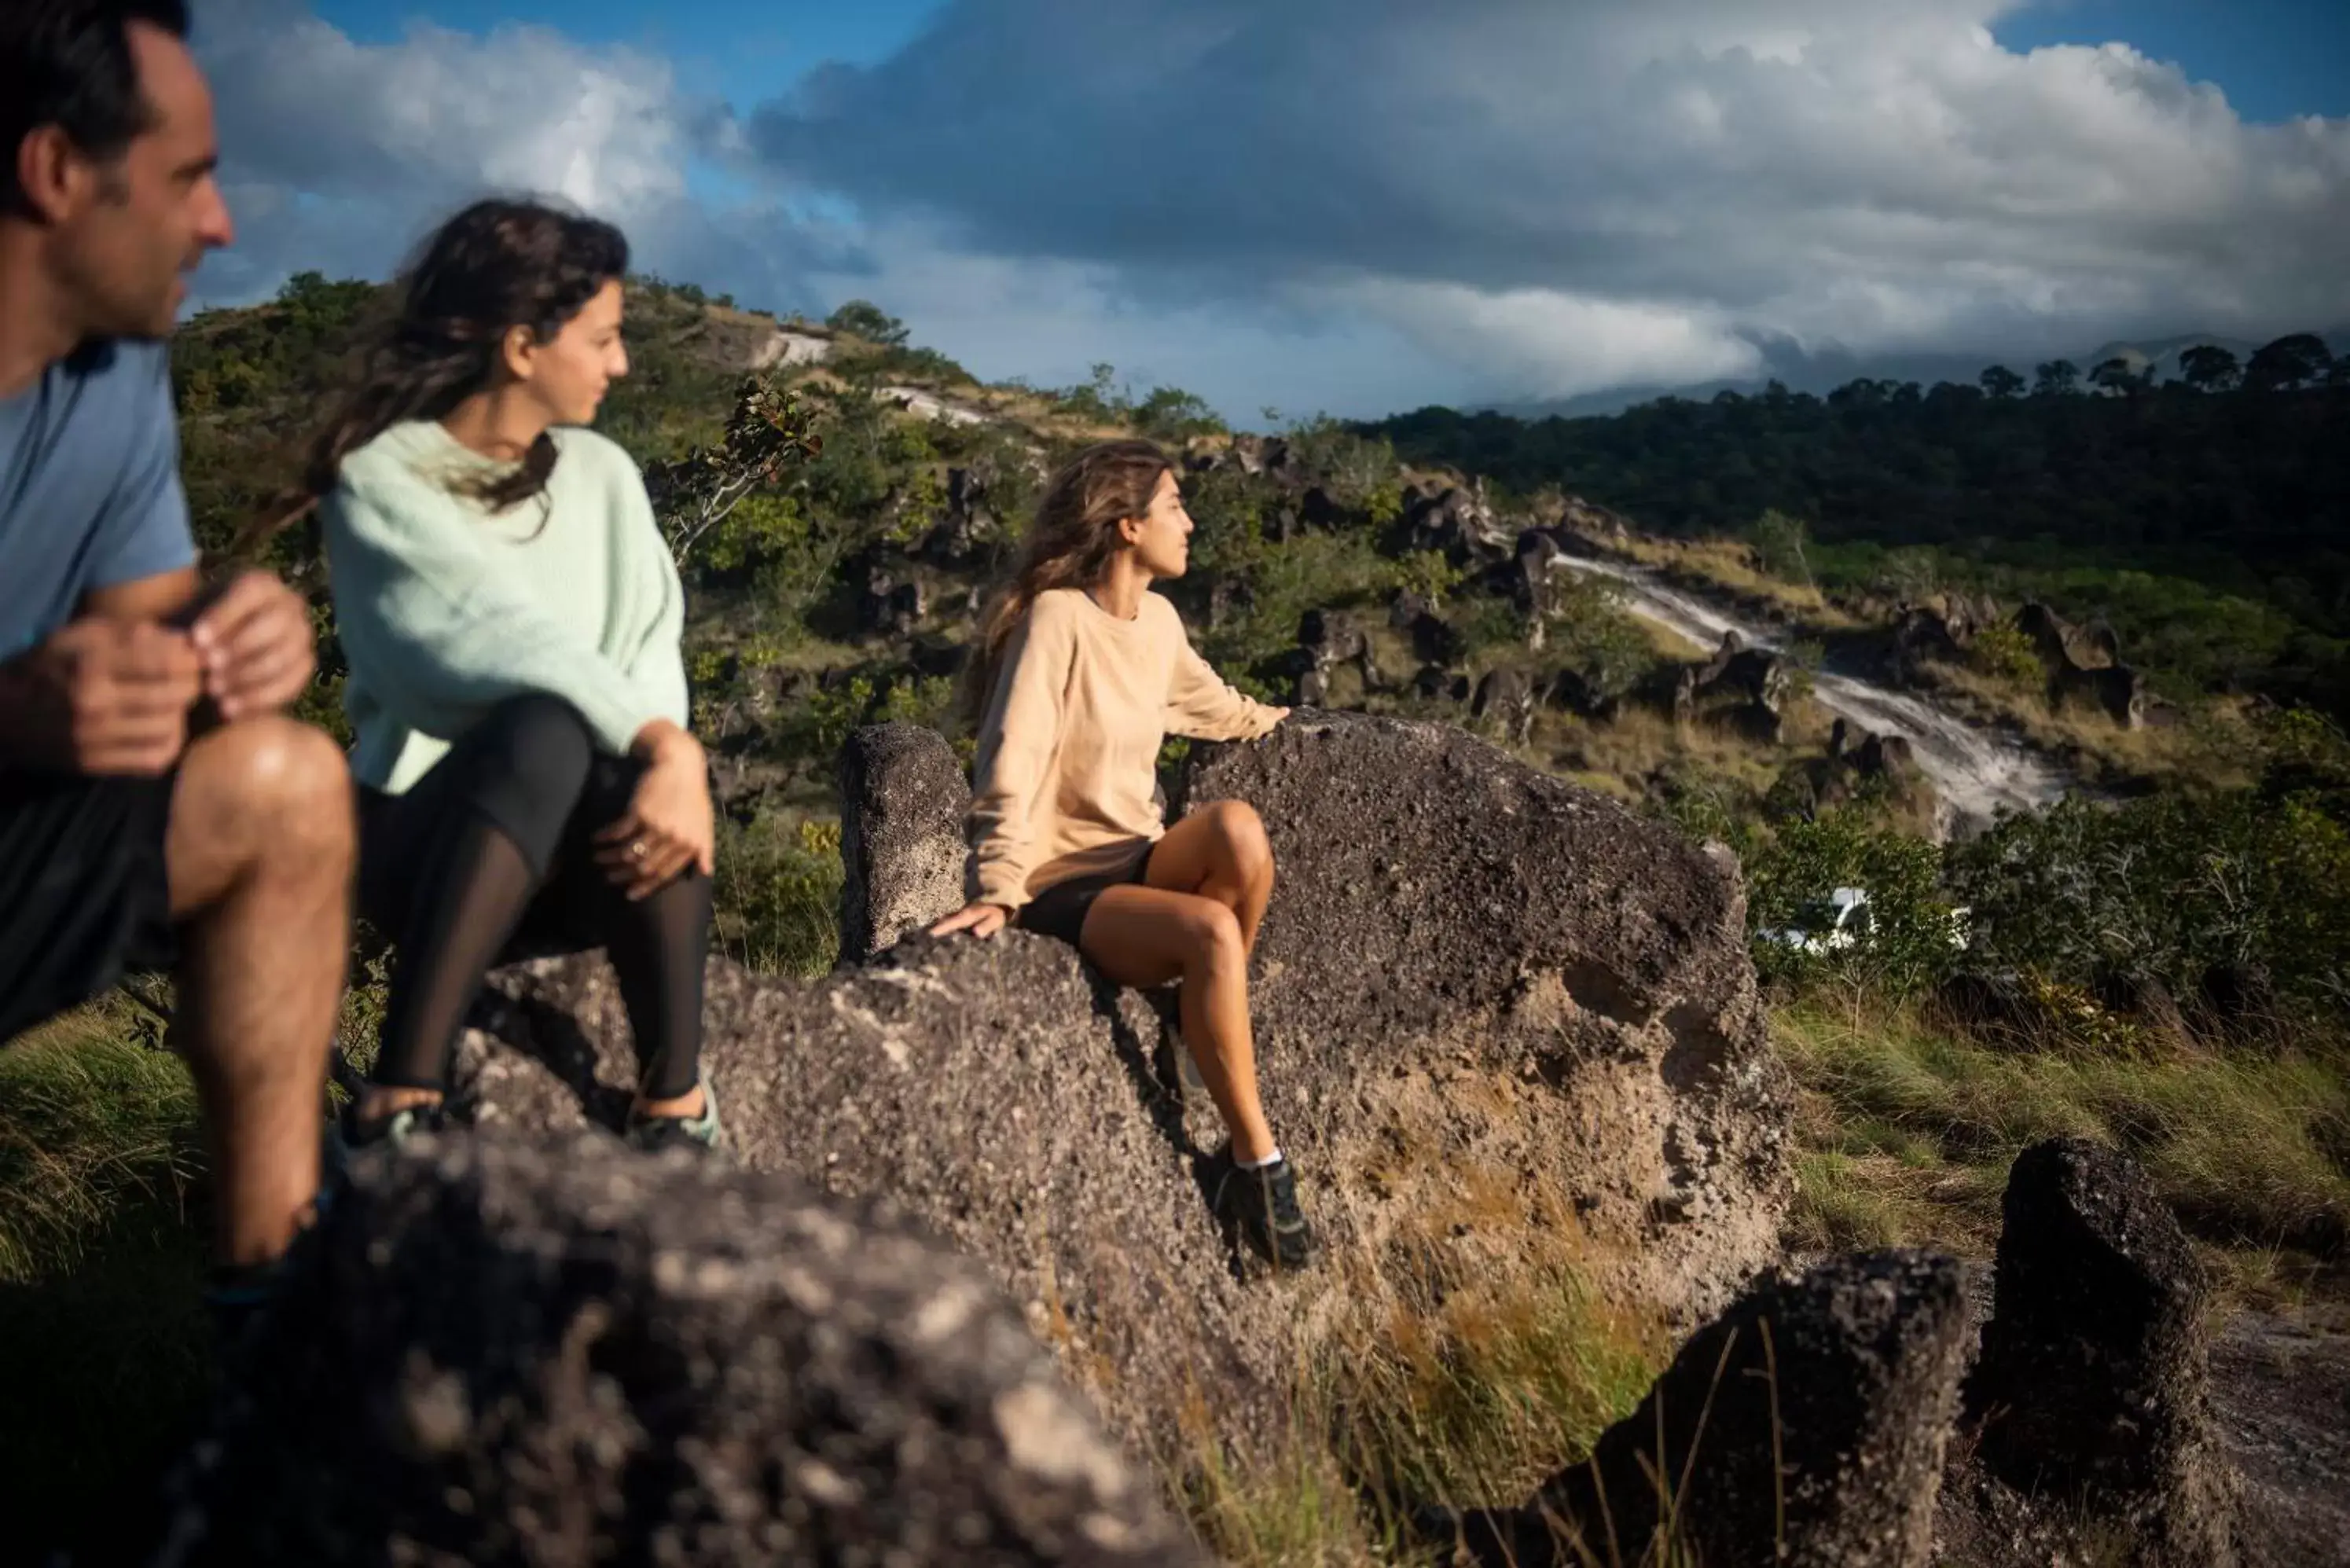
188,0,2350,417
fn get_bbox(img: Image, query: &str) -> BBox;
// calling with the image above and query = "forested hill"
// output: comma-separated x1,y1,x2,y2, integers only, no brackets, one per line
1357,354,2350,696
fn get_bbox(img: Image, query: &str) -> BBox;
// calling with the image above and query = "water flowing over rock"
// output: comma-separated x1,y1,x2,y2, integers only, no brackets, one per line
1448,1250,1971,1568
450,710,1795,1459
149,1133,1206,1567
1550,553,2070,835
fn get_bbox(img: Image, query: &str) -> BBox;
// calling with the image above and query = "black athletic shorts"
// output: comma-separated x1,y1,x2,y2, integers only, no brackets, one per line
0,768,177,1047
1015,842,1155,948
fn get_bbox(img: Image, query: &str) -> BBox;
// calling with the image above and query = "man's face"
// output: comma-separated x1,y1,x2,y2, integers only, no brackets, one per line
49,23,234,339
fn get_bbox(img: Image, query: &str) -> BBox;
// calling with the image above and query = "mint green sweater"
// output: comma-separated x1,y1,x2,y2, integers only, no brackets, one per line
321,420,688,795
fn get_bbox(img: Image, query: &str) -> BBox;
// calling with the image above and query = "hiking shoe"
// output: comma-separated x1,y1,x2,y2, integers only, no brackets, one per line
336,1093,447,1154
626,1070,722,1156
1210,1151,1317,1272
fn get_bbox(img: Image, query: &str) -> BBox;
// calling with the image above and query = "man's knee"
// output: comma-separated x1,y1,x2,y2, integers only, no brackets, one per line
182,714,354,860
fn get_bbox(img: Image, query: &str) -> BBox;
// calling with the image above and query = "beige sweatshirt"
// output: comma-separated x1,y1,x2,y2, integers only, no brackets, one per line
968,586,1285,909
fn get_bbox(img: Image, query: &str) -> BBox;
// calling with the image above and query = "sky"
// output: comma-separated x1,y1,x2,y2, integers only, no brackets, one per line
185,0,2350,423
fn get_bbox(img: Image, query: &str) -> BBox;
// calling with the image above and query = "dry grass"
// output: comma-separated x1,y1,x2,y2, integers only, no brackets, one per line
1609,536,1860,631
1176,1158,1668,1568
0,1007,213,1558
1775,994,2350,1259
1921,660,2260,791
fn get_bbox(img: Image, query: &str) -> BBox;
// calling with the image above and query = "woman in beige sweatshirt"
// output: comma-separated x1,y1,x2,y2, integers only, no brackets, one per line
930,439,1315,1271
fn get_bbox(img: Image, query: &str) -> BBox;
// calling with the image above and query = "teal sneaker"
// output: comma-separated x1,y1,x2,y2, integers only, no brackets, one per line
626,1069,722,1155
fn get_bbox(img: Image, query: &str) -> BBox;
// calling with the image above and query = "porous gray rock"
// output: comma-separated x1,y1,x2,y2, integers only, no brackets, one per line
150,1131,1206,1567
1449,1250,1971,1568
1940,1137,2243,1567
457,710,1795,1458
837,722,970,963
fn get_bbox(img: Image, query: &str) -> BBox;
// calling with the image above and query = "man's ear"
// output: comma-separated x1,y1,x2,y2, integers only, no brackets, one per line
12,125,93,225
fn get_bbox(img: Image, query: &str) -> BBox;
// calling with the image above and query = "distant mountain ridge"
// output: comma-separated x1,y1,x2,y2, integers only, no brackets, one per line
1474,326,2350,421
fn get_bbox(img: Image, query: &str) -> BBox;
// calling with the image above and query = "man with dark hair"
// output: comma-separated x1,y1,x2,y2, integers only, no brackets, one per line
0,0,356,1319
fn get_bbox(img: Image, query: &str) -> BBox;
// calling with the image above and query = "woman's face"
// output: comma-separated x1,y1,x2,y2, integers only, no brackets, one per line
505,277,630,425
1122,469,1194,579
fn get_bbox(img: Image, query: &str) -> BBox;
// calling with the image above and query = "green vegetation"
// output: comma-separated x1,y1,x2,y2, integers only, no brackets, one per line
1364,357,2350,712
4,274,2345,1562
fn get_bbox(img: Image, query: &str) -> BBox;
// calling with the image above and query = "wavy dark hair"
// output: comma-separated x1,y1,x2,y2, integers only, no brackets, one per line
244,196,629,549
962,438,1174,721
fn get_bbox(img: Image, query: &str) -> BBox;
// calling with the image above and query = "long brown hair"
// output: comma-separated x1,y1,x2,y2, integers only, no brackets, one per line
962,438,1174,719
241,197,629,552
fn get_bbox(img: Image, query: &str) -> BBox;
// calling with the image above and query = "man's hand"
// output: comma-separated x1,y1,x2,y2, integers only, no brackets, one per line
0,619,204,775
187,571,317,721
928,902,1012,939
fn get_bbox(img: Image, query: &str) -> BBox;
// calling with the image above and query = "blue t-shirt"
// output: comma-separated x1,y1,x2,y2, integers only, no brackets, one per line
0,340,198,662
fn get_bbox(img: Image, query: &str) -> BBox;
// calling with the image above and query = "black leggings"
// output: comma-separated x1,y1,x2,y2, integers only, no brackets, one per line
357,693,711,1102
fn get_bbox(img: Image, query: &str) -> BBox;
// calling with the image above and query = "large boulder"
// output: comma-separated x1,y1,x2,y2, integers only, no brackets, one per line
837,722,972,964
151,1132,1205,1567
459,711,1795,1457
1449,1250,1971,1568
1939,1137,2243,1566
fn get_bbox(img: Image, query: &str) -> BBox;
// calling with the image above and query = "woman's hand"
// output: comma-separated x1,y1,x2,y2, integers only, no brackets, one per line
595,721,715,900
929,902,1013,939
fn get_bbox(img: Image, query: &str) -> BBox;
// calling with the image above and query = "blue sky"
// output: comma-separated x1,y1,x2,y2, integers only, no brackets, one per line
197,2,2350,420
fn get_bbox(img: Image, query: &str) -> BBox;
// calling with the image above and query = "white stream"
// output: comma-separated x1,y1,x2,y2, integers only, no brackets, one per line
1552,555,2073,835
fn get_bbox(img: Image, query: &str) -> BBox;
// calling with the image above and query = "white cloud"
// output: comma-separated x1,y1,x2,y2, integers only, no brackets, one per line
185,0,856,318
749,0,2350,405
181,0,2350,416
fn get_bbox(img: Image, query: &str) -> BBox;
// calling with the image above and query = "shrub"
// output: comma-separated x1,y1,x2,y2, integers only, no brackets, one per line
1744,810,1961,995
1970,622,2043,687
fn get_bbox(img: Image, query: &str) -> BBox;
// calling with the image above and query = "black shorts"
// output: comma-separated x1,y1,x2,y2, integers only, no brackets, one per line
0,769,177,1047
1015,842,1155,948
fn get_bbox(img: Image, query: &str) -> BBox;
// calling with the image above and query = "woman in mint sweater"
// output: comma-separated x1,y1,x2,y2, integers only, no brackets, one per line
261,199,718,1152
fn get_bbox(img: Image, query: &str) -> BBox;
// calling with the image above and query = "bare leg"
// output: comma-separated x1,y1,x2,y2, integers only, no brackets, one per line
167,716,354,1267
1081,883,1276,1162
1140,800,1276,953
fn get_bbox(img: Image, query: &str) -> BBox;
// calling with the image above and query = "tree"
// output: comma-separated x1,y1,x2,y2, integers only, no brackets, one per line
1750,508,1816,589
1979,364,2025,399
825,299,908,347
2178,344,2242,393
2245,332,2333,393
2090,357,2147,398
642,374,824,566
2032,359,2080,397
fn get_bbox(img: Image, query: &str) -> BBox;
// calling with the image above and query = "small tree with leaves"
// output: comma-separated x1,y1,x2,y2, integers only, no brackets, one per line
644,374,824,567
1750,508,1816,590
2031,358,2080,397
2089,357,2149,397
2178,343,2241,392
825,299,909,347
2245,332,2333,393
1978,364,2025,399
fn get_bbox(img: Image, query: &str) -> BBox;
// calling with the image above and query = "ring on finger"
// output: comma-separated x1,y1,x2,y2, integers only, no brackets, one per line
628,839,648,861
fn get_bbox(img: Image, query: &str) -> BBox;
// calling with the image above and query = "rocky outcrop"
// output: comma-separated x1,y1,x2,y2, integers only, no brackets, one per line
1401,479,1513,560
152,1132,1204,1567
1940,1137,2243,1566
456,711,1794,1459
2015,601,2144,729
1289,608,1381,707
1449,1251,1971,1568
1676,630,1795,743
1388,589,1469,668
838,722,971,964
1469,664,1544,745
